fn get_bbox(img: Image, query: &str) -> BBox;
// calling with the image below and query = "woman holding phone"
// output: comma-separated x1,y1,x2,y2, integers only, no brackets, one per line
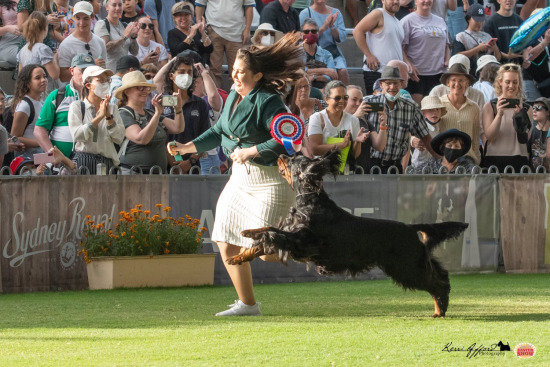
308,80,374,159
68,65,125,174
115,71,185,174
482,63,533,171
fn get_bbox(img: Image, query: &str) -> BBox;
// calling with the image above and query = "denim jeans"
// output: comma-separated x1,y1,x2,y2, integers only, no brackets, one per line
200,154,221,175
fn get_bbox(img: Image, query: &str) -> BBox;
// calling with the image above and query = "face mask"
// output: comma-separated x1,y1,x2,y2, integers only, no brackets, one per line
260,35,275,46
385,93,398,102
146,79,154,85
443,148,463,163
175,74,192,90
303,33,319,45
93,82,110,99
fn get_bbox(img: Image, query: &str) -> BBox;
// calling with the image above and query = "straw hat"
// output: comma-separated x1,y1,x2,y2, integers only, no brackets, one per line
420,96,447,117
114,71,155,100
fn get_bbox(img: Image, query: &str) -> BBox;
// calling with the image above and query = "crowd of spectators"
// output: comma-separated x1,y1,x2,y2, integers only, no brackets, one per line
0,0,548,176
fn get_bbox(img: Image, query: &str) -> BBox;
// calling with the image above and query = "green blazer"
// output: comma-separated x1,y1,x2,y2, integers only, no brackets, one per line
193,86,288,166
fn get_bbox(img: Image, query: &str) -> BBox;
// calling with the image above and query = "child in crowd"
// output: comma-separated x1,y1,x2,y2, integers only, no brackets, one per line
421,129,475,174
411,96,446,171
121,0,140,23
529,97,550,169
17,11,60,95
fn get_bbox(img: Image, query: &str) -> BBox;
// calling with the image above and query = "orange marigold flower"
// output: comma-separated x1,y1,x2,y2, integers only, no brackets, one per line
164,248,170,254
144,210,151,215
155,204,163,208
121,232,126,236
163,206,171,212
136,204,143,208
85,215,92,219
200,227,207,232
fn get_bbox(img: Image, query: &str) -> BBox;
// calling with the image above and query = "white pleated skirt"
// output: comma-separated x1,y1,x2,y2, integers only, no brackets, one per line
211,161,295,248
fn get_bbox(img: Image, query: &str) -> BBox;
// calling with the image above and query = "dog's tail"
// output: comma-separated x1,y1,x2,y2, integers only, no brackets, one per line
409,222,469,252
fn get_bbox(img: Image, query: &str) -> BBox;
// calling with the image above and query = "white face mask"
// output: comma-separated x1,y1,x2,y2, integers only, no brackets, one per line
260,35,274,47
175,74,192,90
93,82,111,99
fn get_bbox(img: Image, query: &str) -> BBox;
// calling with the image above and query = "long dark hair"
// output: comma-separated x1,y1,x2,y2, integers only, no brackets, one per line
237,32,305,94
0,0,17,11
163,55,197,97
12,64,47,113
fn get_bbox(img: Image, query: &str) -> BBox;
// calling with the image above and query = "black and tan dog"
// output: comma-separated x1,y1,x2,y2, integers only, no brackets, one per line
228,150,468,317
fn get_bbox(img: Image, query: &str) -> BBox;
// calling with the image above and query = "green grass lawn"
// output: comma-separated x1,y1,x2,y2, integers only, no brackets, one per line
0,273,548,366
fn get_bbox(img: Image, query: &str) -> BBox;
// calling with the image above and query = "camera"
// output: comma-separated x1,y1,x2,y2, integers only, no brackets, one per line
162,95,178,107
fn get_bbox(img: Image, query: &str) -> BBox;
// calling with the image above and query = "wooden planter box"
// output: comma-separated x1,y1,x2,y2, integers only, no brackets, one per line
86,254,217,290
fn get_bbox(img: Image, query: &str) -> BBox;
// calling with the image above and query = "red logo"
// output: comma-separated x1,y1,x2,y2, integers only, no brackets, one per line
514,343,536,358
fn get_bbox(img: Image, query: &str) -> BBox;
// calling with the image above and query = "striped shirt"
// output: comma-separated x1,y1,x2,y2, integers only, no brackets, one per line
438,95,481,164
363,95,429,161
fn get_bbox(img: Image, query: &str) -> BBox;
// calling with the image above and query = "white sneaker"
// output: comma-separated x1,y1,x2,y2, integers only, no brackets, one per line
215,300,262,316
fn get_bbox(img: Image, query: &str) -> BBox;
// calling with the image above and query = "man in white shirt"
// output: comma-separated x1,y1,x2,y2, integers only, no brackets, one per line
58,1,107,83
195,0,256,88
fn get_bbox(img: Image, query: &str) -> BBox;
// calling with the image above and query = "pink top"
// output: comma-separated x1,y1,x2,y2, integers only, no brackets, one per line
0,1,19,26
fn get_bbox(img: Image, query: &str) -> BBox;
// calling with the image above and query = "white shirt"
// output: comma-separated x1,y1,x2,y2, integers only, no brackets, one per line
308,109,360,149
134,40,168,64
68,99,126,166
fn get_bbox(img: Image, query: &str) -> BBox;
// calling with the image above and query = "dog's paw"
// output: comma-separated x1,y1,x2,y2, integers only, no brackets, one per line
226,254,246,265
241,227,270,240
432,312,445,318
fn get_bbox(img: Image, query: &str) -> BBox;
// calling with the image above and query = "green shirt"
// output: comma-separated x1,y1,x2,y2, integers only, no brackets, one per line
35,84,78,157
193,87,287,166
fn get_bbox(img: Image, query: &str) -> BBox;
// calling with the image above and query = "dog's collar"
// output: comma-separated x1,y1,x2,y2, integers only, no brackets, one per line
295,191,319,198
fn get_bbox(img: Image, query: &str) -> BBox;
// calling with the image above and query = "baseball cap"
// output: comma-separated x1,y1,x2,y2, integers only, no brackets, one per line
71,53,96,68
10,156,34,175
466,4,486,22
116,55,142,72
476,55,500,73
73,1,93,16
172,1,193,16
82,65,114,82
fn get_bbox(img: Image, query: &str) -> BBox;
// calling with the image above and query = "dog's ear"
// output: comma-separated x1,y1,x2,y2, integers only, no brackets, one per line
309,148,341,177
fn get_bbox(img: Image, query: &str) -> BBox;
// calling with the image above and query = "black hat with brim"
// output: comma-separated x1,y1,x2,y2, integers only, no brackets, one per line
431,129,472,156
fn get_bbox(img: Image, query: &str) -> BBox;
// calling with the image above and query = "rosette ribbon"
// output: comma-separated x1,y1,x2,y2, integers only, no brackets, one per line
270,113,305,155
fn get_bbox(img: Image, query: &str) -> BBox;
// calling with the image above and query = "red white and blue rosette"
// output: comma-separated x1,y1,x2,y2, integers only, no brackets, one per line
270,113,304,155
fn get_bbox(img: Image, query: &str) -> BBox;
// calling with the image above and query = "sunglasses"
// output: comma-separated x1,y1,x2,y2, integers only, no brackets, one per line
139,23,154,30
302,29,318,34
533,105,548,111
84,43,92,57
327,95,349,102
503,64,520,71
144,74,155,80
260,31,275,37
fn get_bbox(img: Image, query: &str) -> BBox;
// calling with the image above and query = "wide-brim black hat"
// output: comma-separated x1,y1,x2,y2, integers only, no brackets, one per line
431,129,472,156
440,63,476,86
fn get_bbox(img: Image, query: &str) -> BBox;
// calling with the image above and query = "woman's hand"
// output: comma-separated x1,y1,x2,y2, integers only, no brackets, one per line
4,24,22,36
97,96,112,120
411,137,425,151
230,147,257,164
408,63,420,82
167,141,194,156
124,22,139,38
189,23,200,38
355,127,370,143
47,14,60,28
151,93,163,115
338,130,351,149
8,140,25,152
495,97,509,117
173,89,183,111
